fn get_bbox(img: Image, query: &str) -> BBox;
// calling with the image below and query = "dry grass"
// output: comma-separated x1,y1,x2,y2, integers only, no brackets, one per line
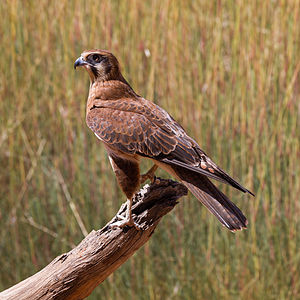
0,0,299,299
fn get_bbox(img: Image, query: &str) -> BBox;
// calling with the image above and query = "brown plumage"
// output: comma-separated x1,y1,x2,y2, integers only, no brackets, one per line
74,49,254,231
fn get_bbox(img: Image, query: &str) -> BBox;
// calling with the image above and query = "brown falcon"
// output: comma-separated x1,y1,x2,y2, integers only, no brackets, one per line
74,49,254,231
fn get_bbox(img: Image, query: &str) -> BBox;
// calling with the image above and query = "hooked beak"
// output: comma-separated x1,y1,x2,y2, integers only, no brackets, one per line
74,57,87,69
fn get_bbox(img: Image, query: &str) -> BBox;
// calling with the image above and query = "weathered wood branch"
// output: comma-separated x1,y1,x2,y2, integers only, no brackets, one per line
0,179,188,300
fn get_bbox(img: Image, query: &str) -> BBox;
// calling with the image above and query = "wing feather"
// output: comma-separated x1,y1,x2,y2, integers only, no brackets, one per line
86,98,253,195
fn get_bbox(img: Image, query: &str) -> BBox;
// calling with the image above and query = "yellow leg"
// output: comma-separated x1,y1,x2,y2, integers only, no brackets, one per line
111,197,141,230
140,164,158,184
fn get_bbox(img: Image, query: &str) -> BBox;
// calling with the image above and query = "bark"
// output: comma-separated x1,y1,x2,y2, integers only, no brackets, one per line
0,179,188,300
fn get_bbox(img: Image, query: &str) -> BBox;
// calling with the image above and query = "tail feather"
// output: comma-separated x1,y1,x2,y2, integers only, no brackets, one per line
172,165,248,231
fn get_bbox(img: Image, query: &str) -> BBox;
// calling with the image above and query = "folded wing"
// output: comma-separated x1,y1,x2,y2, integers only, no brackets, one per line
86,98,252,230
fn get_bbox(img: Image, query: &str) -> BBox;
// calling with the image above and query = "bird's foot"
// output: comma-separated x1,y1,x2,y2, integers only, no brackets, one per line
110,198,142,230
111,215,142,230
140,165,158,184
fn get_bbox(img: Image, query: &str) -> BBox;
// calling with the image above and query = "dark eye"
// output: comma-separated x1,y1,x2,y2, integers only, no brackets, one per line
92,54,101,62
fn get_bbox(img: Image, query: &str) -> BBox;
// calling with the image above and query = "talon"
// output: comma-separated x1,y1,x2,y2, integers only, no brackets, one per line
115,214,126,221
141,164,158,184
111,219,142,230
110,198,142,230
154,176,161,184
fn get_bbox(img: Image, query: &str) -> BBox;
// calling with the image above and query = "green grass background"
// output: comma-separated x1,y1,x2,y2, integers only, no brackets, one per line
0,0,299,299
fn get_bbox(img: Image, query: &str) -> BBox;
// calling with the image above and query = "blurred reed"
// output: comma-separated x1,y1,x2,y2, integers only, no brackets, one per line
0,0,299,299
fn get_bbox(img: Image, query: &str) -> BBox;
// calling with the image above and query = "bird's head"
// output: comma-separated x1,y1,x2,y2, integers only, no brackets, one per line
74,49,123,83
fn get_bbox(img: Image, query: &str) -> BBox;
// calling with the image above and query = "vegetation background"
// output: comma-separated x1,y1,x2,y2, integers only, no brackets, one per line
0,0,299,299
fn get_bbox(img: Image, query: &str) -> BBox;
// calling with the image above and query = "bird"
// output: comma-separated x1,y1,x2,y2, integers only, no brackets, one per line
74,49,254,231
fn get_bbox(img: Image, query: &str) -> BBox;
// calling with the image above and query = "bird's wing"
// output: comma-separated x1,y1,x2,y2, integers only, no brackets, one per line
87,98,183,156
87,98,253,195
87,98,251,231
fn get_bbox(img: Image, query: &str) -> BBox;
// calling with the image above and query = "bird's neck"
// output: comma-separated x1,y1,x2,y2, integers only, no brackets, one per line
86,79,139,111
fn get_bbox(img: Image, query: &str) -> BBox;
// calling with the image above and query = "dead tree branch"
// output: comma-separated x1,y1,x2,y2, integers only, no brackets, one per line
0,179,188,300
